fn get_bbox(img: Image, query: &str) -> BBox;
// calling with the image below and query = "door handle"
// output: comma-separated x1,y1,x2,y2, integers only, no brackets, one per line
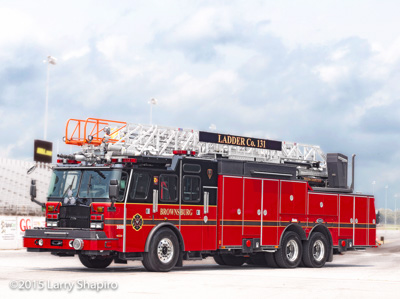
203,191,209,214
153,189,158,213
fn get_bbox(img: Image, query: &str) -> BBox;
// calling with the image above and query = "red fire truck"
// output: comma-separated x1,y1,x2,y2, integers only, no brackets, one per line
24,118,377,271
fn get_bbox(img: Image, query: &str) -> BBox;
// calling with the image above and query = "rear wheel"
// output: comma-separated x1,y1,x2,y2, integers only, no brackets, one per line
274,231,302,268
78,254,113,269
248,253,268,266
213,254,226,266
221,255,246,266
142,228,179,272
265,252,278,268
302,232,329,268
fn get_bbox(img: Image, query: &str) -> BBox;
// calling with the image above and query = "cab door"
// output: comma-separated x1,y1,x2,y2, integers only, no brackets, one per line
180,163,203,251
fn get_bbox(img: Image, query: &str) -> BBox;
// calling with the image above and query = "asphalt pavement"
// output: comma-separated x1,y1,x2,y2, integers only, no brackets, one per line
1,229,399,299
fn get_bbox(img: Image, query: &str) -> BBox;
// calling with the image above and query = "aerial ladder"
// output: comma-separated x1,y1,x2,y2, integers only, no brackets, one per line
62,117,327,178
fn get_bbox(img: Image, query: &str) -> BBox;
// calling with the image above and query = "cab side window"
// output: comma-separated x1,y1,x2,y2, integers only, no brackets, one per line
128,173,150,202
159,175,178,202
183,176,200,202
117,171,129,201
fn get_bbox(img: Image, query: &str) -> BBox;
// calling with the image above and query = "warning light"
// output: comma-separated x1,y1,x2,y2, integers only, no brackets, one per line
341,240,346,247
122,158,137,163
246,240,251,247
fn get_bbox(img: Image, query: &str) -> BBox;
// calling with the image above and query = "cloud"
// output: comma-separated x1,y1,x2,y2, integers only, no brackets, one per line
153,7,250,62
1,0,400,208
62,46,91,61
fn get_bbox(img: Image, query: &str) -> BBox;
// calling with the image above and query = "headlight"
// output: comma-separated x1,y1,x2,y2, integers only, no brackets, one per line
47,221,58,227
90,222,103,229
73,238,84,250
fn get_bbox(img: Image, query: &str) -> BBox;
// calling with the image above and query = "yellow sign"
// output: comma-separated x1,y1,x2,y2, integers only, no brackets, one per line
36,147,52,156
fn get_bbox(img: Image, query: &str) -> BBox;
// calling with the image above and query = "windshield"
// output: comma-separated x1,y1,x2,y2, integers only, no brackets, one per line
48,169,123,199
48,170,81,198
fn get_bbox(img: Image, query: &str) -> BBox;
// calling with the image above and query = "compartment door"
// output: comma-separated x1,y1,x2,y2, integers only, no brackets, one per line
339,195,354,239
243,178,262,238
261,179,279,245
354,196,368,246
368,197,377,246
221,176,243,246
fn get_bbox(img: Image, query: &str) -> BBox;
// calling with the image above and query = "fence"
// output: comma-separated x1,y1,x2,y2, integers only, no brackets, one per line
0,158,52,216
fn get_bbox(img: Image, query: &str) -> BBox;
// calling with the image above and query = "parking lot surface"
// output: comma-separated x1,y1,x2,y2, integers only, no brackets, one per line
1,230,399,298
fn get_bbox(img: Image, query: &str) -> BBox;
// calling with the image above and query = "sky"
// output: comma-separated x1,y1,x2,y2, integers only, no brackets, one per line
1,0,400,209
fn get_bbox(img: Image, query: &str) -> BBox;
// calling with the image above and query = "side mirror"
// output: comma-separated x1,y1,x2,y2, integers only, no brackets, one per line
109,179,119,199
30,180,37,198
30,180,45,208
108,179,119,212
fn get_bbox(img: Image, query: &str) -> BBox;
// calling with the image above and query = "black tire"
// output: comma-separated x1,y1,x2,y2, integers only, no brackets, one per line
78,254,113,269
142,228,179,272
213,254,226,265
302,232,329,268
248,253,268,266
221,255,246,266
274,231,302,268
265,252,278,268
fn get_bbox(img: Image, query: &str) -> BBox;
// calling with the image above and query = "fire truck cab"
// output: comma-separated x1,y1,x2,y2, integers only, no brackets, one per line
24,118,377,271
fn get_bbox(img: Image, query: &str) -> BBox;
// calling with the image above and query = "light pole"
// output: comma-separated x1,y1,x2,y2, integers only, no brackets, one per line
149,98,158,125
395,194,398,228
43,56,57,140
385,185,388,228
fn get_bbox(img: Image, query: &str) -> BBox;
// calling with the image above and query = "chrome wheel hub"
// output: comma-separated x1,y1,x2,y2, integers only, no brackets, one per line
157,238,174,263
286,239,299,262
313,240,325,262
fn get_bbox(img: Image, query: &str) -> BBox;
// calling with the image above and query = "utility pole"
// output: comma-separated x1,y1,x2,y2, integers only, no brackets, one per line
43,56,57,140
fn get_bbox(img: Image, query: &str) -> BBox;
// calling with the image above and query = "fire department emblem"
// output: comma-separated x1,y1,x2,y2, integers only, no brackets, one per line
132,213,143,231
207,169,213,180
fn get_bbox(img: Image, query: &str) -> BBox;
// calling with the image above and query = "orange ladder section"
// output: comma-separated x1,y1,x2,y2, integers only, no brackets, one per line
65,118,127,146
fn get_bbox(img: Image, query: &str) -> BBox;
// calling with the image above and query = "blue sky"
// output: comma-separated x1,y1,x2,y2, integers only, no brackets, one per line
1,0,400,209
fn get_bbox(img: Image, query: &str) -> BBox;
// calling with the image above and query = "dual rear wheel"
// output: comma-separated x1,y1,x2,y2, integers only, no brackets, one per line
272,231,329,268
213,231,329,269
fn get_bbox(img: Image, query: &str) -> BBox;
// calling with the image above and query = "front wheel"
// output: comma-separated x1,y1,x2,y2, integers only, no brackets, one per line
274,231,302,268
302,232,329,268
142,228,179,272
78,254,113,269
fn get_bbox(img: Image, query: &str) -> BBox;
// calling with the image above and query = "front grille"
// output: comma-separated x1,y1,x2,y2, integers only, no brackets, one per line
59,206,90,228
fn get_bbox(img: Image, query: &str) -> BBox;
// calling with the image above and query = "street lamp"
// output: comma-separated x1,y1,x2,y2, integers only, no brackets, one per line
148,98,158,125
385,185,388,228
43,55,57,140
